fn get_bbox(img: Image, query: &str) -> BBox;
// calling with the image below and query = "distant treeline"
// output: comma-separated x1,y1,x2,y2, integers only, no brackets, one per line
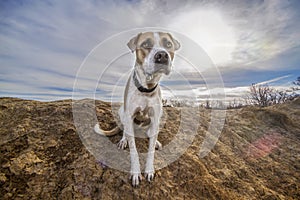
163,76,300,109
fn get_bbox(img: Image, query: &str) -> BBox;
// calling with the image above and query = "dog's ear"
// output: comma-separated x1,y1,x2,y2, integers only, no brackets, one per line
172,38,181,51
167,33,181,51
127,33,141,53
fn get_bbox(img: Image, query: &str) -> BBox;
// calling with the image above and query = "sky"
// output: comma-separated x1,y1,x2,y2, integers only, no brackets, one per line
1,0,300,101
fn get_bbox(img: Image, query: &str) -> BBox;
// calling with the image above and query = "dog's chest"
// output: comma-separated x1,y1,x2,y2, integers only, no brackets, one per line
133,106,153,127
127,82,161,110
128,92,160,128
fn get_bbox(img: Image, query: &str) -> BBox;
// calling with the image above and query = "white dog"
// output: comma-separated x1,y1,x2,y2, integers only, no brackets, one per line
94,32,180,186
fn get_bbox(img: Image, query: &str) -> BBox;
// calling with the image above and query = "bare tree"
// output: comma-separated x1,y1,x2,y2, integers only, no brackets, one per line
249,83,273,107
249,81,298,107
205,99,211,109
292,76,300,92
162,99,170,107
293,76,300,86
228,98,244,109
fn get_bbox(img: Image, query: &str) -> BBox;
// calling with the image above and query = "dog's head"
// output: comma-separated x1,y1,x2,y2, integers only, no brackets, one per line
127,32,180,82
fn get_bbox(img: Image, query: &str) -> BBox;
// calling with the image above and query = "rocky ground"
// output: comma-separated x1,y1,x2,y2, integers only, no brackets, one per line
0,97,299,199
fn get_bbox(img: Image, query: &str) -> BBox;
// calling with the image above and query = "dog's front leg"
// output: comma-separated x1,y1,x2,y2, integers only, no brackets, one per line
127,135,142,186
145,133,158,182
145,107,161,182
125,122,142,186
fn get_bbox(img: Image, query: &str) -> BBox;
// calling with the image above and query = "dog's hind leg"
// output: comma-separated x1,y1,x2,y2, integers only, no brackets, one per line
117,106,128,149
155,140,162,150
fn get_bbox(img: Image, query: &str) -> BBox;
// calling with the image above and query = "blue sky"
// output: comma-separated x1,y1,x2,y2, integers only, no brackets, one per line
1,0,299,101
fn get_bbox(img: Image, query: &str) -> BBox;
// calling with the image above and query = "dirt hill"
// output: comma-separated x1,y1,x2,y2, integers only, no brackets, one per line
0,97,299,199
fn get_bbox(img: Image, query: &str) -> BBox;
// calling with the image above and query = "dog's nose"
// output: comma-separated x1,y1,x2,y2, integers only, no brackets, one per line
154,51,169,64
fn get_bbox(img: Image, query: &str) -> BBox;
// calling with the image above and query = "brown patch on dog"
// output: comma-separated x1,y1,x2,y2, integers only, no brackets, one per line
165,32,181,50
147,83,156,90
136,49,146,65
133,106,152,127
135,32,155,65
169,51,175,60
127,33,141,52
136,32,154,46
158,32,180,60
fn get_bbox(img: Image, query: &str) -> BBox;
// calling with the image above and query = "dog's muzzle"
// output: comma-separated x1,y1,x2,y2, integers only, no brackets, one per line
152,50,171,75
154,51,169,65
145,49,172,82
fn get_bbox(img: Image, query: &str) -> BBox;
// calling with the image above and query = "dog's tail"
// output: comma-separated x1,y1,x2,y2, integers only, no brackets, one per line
94,124,122,137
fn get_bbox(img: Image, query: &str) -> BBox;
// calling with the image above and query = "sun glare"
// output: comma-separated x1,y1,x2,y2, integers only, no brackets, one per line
169,9,237,65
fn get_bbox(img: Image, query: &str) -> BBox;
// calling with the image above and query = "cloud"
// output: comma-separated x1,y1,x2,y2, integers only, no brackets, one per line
0,0,299,101
222,0,300,67
257,75,291,86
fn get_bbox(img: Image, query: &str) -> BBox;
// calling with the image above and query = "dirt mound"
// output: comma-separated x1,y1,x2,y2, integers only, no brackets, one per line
0,97,299,199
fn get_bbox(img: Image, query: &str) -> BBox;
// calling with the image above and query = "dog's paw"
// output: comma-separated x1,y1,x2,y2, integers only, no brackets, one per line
130,173,142,187
117,137,128,149
155,140,162,150
145,171,155,182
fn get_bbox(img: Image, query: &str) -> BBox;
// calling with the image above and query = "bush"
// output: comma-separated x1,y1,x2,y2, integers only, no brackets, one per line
248,82,298,107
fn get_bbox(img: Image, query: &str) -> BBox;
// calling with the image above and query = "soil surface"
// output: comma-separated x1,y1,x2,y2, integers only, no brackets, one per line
0,97,299,199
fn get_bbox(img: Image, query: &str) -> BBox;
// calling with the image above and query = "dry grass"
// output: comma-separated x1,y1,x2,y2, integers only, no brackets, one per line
0,97,299,199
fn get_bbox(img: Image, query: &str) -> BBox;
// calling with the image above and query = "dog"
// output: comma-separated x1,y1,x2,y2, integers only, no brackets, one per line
94,31,180,186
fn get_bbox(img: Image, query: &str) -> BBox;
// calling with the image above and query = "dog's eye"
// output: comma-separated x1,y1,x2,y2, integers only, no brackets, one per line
142,42,152,49
165,41,172,48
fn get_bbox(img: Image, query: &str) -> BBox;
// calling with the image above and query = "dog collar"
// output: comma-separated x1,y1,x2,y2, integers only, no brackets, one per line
133,71,158,93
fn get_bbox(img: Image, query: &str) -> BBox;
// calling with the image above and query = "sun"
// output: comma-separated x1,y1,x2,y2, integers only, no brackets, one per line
169,9,237,65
